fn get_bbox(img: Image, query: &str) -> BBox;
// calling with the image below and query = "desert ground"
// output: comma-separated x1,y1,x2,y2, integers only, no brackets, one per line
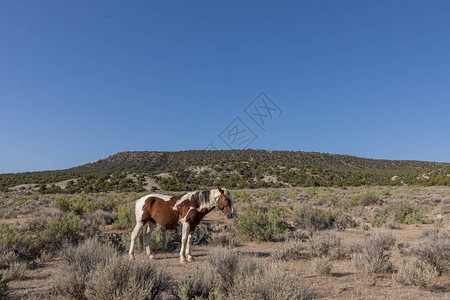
1,186,449,299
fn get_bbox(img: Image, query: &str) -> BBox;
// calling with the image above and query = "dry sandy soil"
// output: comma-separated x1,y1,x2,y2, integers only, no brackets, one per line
2,186,450,299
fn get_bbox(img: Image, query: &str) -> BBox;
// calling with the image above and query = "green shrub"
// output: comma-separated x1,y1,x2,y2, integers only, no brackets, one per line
53,196,72,212
257,189,283,202
234,207,289,241
288,189,299,200
1,213,84,259
267,189,282,201
54,195,117,216
0,224,31,259
149,225,180,252
403,211,428,225
112,205,135,230
54,195,104,215
372,202,428,226
232,191,253,204
306,187,318,198
28,213,84,256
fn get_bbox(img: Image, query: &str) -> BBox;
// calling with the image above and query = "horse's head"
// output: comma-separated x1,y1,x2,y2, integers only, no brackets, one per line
217,186,235,219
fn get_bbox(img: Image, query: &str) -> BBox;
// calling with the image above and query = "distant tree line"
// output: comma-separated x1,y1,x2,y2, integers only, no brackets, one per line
153,160,450,191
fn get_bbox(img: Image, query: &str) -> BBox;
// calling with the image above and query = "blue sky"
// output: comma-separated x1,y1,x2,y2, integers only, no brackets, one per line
1,1,450,173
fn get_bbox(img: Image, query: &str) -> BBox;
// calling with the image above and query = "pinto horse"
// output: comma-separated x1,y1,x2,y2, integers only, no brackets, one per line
129,186,235,263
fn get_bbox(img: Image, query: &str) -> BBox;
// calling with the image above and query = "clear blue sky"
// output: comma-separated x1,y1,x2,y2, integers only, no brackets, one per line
1,1,450,173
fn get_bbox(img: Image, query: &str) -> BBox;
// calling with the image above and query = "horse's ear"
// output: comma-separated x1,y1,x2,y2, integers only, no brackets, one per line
218,186,224,194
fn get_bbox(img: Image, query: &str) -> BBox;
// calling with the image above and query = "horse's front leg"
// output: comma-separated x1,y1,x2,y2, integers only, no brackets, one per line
179,222,190,263
186,232,194,262
145,222,156,260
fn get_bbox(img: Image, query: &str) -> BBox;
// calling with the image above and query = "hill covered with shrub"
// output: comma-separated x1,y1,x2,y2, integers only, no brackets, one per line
1,150,449,192
71,150,448,173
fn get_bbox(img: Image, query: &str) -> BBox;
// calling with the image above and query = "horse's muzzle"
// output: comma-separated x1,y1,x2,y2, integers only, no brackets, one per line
226,212,233,219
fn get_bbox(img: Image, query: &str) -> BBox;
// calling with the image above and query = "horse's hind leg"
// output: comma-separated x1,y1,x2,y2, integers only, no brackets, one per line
145,222,156,259
129,221,143,260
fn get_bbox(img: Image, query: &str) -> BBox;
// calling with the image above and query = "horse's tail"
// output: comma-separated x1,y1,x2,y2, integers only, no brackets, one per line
140,224,145,250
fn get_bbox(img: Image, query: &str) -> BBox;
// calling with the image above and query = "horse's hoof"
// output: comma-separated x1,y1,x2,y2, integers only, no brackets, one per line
180,258,187,263
149,255,155,260
187,256,194,262
129,255,135,260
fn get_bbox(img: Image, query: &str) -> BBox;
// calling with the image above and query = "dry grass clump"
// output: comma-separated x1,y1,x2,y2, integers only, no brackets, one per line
383,218,402,230
180,247,243,299
308,231,346,259
208,247,242,292
208,232,240,248
85,256,172,300
4,261,27,281
393,258,437,289
294,206,356,231
0,207,18,219
53,238,171,300
15,293,46,300
359,191,383,206
0,243,17,269
181,247,313,300
0,273,8,299
288,228,311,240
52,238,116,299
352,231,396,278
178,266,222,300
272,239,306,261
411,228,449,275
397,243,411,256
82,209,117,234
314,256,332,276
231,263,313,300
191,224,213,245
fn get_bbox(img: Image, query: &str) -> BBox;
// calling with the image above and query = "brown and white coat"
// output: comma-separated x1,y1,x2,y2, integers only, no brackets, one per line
129,186,235,263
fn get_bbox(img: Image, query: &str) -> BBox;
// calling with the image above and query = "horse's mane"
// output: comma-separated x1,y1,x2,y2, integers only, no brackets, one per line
196,190,211,207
